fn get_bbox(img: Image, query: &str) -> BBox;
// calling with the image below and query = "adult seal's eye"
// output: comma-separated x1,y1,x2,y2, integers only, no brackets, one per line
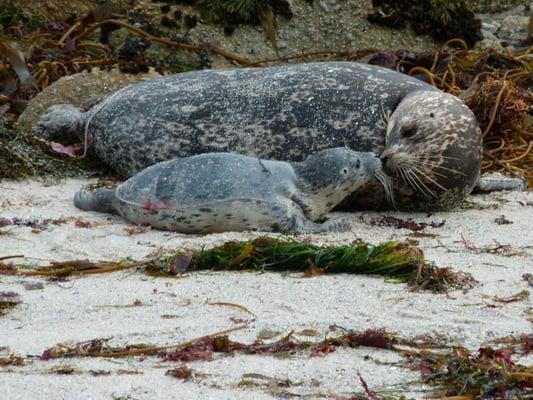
401,127,417,138
341,167,349,174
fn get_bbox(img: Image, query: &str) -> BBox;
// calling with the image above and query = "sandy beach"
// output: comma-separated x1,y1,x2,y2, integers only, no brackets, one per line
1,178,532,399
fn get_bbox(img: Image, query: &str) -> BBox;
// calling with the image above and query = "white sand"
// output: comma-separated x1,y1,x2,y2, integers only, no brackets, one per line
1,178,532,399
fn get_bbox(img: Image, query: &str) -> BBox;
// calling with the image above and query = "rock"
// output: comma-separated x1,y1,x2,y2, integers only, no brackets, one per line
474,172,527,193
17,69,160,134
481,22,501,33
473,0,528,13
23,281,45,291
130,0,438,70
497,15,530,42
319,0,341,13
476,2,532,49
4,0,129,23
476,30,504,50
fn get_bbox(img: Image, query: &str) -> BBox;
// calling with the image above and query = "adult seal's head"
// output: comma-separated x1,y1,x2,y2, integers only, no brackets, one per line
379,90,482,210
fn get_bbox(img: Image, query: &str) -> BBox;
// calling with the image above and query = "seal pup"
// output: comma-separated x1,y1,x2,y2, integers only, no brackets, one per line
74,148,390,234
34,62,481,211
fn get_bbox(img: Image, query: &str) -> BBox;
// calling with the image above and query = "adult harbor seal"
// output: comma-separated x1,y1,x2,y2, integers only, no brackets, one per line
74,148,390,233
34,62,481,211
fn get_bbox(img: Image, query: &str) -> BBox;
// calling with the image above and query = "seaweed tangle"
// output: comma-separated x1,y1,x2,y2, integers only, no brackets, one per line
35,327,533,398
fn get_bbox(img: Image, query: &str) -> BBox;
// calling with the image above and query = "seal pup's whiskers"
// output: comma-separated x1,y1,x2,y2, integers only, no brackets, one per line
375,170,395,207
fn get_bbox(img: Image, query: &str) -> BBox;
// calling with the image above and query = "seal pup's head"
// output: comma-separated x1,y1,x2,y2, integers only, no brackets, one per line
380,90,482,209
294,147,392,220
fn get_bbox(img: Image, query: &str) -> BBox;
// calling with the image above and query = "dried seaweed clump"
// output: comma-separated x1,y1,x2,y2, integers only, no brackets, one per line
0,291,21,316
464,77,533,185
367,0,482,46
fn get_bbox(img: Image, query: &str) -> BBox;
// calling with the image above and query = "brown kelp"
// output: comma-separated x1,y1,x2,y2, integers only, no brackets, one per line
35,327,533,398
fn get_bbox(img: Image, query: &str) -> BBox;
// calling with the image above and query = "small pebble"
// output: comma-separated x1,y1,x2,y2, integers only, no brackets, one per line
23,282,45,291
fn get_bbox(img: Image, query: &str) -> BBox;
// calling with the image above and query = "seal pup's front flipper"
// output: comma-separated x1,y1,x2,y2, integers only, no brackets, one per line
285,209,350,234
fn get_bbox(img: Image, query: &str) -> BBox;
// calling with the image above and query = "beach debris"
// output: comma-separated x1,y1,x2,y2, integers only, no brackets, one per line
49,365,76,375
357,371,382,400
165,365,194,381
74,218,96,228
123,225,150,236
206,301,256,317
4,216,70,231
0,352,24,366
22,324,533,398
0,218,11,228
495,215,513,225
490,290,529,304
415,344,533,398
236,372,296,398
475,173,527,193
0,291,21,316
359,215,445,231
167,254,192,275
460,235,529,257
40,325,247,360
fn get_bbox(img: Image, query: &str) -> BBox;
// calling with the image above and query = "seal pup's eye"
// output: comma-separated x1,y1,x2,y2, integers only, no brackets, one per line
401,126,417,138
429,112,435,118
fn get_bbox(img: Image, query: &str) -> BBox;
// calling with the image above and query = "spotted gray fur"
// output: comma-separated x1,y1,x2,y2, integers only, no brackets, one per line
34,62,481,211
73,148,385,233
